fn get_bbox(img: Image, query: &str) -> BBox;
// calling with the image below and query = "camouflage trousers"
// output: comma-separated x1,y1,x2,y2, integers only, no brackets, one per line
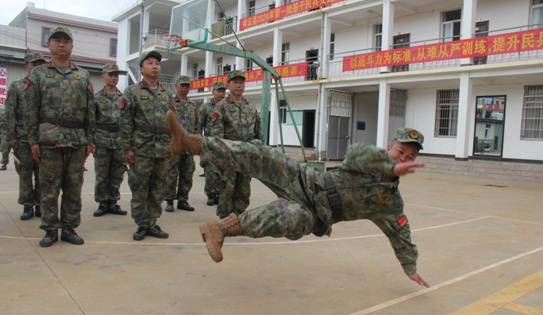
200,138,316,240
94,146,126,203
0,135,9,165
14,142,41,207
127,155,167,228
39,146,86,231
216,170,251,218
165,154,195,201
202,162,223,197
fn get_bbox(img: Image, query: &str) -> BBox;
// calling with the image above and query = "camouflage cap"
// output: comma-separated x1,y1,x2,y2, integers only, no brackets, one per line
212,81,227,90
395,127,424,150
176,75,191,85
102,63,120,73
48,26,73,41
24,52,46,64
139,50,162,66
227,70,246,82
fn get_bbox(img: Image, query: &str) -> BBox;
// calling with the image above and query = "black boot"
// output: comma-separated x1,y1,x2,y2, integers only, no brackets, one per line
21,206,34,220
147,225,169,239
214,194,220,205
206,195,214,206
165,200,174,212
177,200,194,211
93,201,109,217
34,206,41,217
108,202,127,215
133,226,148,241
61,227,84,245
0,164,6,171
39,230,58,247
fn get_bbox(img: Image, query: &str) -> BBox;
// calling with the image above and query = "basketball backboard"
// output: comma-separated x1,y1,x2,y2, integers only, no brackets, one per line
168,0,209,50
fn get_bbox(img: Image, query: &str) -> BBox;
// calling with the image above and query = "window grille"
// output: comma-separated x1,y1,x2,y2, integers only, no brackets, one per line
521,85,543,140
329,91,352,117
434,90,459,137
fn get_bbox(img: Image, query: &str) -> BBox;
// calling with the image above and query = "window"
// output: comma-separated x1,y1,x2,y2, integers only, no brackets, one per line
42,27,51,46
329,33,335,60
216,57,223,75
110,38,118,57
192,63,198,80
532,0,543,28
279,100,287,123
281,43,290,65
442,9,461,41
246,51,254,70
521,85,543,140
248,1,256,16
374,24,382,51
434,90,459,137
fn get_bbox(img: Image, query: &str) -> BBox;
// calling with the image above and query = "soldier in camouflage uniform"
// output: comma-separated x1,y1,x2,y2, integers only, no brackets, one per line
92,64,127,217
211,70,262,218
164,75,200,212
121,50,171,241
0,111,9,170
167,116,430,287
4,52,46,220
199,81,226,206
24,27,95,247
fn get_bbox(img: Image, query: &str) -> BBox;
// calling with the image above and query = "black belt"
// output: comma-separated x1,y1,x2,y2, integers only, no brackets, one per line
16,113,25,121
96,123,120,132
134,124,167,134
41,117,85,128
322,171,343,223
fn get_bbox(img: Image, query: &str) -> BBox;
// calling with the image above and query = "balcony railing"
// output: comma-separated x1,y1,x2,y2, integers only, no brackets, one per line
212,16,238,38
279,57,319,83
145,29,169,48
243,3,275,19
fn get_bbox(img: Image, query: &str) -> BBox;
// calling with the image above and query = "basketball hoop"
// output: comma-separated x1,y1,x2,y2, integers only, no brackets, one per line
159,34,189,50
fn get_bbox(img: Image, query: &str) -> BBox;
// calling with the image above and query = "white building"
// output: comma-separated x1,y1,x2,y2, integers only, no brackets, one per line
113,0,543,165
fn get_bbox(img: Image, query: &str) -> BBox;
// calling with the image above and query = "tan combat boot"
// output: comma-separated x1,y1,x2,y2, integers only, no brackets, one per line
199,213,241,263
165,110,204,155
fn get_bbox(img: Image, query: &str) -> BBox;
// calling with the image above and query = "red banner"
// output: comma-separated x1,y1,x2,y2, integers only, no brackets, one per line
190,63,308,90
240,0,345,31
343,28,543,72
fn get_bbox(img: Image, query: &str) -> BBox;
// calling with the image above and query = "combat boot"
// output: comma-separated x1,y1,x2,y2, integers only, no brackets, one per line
147,225,169,239
61,227,84,245
94,201,109,217
34,206,41,217
39,230,58,247
133,226,148,241
20,206,34,220
0,164,6,171
177,200,194,211
199,213,241,263
206,195,214,206
108,202,127,215
166,111,203,155
165,200,174,212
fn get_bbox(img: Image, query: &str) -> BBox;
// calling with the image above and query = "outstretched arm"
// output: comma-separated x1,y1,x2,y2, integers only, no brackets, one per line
393,161,425,177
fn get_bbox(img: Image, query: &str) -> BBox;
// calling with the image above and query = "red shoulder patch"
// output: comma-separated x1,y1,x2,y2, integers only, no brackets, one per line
90,84,94,91
212,112,219,122
24,78,30,90
197,110,201,116
101,90,105,95
397,215,408,227
120,98,127,110
139,82,144,88
226,97,231,103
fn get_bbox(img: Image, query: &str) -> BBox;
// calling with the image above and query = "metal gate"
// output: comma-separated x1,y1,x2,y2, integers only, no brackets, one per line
326,90,352,160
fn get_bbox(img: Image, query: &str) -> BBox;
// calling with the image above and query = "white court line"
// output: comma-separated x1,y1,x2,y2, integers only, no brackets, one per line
407,203,543,227
349,245,543,315
0,216,488,246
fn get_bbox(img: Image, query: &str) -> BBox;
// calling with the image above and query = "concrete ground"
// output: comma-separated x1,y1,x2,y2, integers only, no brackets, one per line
1,155,542,315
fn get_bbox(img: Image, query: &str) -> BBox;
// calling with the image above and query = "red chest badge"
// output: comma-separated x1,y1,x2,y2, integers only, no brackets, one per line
212,112,219,122
397,215,408,227
120,98,127,110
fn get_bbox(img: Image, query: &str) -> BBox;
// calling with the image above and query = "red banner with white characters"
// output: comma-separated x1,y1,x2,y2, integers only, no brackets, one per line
190,63,308,90
343,27,543,71
240,0,345,31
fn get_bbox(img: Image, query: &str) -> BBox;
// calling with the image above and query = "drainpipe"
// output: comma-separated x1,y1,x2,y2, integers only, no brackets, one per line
138,0,145,81
315,12,326,162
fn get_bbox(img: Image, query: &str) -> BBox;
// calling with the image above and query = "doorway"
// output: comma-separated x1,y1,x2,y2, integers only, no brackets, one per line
305,49,319,80
302,110,316,147
392,34,410,72
473,95,506,157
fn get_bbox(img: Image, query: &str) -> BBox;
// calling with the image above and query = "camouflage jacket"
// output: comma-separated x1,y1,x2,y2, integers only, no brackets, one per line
120,80,172,159
199,99,216,136
5,79,29,142
172,96,201,135
24,61,95,148
308,142,418,275
210,94,262,142
0,113,6,138
94,87,123,149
